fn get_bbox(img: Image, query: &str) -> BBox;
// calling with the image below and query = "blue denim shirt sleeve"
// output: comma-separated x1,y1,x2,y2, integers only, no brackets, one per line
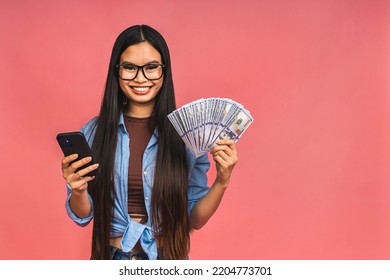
65,183,94,226
64,118,97,226
187,152,210,215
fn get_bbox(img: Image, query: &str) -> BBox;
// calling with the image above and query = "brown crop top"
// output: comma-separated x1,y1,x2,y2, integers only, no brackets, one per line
124,115,155,224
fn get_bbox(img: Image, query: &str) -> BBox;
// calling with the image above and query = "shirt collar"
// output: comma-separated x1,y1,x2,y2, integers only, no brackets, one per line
118,113,127,133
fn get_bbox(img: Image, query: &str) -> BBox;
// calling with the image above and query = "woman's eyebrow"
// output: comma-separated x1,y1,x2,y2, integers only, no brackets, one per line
121,60,161,65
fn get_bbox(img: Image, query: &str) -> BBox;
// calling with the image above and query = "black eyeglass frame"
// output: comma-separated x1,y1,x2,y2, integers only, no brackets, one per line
115,63,166,81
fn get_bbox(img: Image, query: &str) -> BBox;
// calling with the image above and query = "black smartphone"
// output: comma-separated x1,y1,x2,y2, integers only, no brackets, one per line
56,132,99,177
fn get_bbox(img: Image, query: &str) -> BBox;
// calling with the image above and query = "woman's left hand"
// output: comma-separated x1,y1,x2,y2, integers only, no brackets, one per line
210,139,238,188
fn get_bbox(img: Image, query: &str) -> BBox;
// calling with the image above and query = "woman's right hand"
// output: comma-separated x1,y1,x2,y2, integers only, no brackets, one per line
61,154,99,194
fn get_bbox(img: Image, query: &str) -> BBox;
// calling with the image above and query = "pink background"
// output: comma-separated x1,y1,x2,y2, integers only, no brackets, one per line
0,0,389,259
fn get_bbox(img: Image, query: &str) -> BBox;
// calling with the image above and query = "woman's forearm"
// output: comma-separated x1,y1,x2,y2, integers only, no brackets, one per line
69,190,92,218
190,179,228,230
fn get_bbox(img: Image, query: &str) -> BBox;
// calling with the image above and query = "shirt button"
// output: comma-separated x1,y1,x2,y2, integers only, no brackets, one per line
145,195,150,200
143,170,147,175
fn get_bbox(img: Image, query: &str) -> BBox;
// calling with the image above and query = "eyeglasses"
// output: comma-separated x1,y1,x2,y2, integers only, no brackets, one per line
116,63,165,81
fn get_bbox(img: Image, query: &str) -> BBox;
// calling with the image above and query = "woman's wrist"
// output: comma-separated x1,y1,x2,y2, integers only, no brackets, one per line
71,188,88,197
214,177,230,189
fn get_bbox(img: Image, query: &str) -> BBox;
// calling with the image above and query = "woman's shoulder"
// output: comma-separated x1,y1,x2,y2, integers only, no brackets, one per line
80,116,99,144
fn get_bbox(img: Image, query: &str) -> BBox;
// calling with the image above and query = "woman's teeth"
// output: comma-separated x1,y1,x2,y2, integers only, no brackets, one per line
132,87,150,92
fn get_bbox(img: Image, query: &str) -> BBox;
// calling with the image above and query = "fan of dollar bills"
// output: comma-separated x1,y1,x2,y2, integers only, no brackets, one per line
168,98,254,157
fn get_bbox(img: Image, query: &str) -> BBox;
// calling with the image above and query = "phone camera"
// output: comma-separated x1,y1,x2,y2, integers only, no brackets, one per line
61,137,72,147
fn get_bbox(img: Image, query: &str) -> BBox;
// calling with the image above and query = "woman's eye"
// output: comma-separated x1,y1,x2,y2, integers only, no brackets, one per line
145,64,158,70
123,64,137,71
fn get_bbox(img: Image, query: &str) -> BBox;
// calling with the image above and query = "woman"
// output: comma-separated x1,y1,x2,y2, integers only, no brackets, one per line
61,25,238,260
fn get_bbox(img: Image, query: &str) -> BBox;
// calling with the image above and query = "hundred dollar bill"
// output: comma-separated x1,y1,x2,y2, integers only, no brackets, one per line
168,97,254,157
207,107,253,150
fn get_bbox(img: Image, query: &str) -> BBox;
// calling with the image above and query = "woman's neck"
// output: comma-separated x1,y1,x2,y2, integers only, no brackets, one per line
125,102,154,118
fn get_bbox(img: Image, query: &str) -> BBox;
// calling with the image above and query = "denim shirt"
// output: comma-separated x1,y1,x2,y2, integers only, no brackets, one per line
65,114,210,260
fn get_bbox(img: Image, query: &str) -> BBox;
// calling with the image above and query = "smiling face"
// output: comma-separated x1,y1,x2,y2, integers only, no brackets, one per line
119,42,164,117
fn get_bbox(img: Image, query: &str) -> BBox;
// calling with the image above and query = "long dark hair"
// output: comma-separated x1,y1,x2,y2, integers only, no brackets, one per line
88,25,190,259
